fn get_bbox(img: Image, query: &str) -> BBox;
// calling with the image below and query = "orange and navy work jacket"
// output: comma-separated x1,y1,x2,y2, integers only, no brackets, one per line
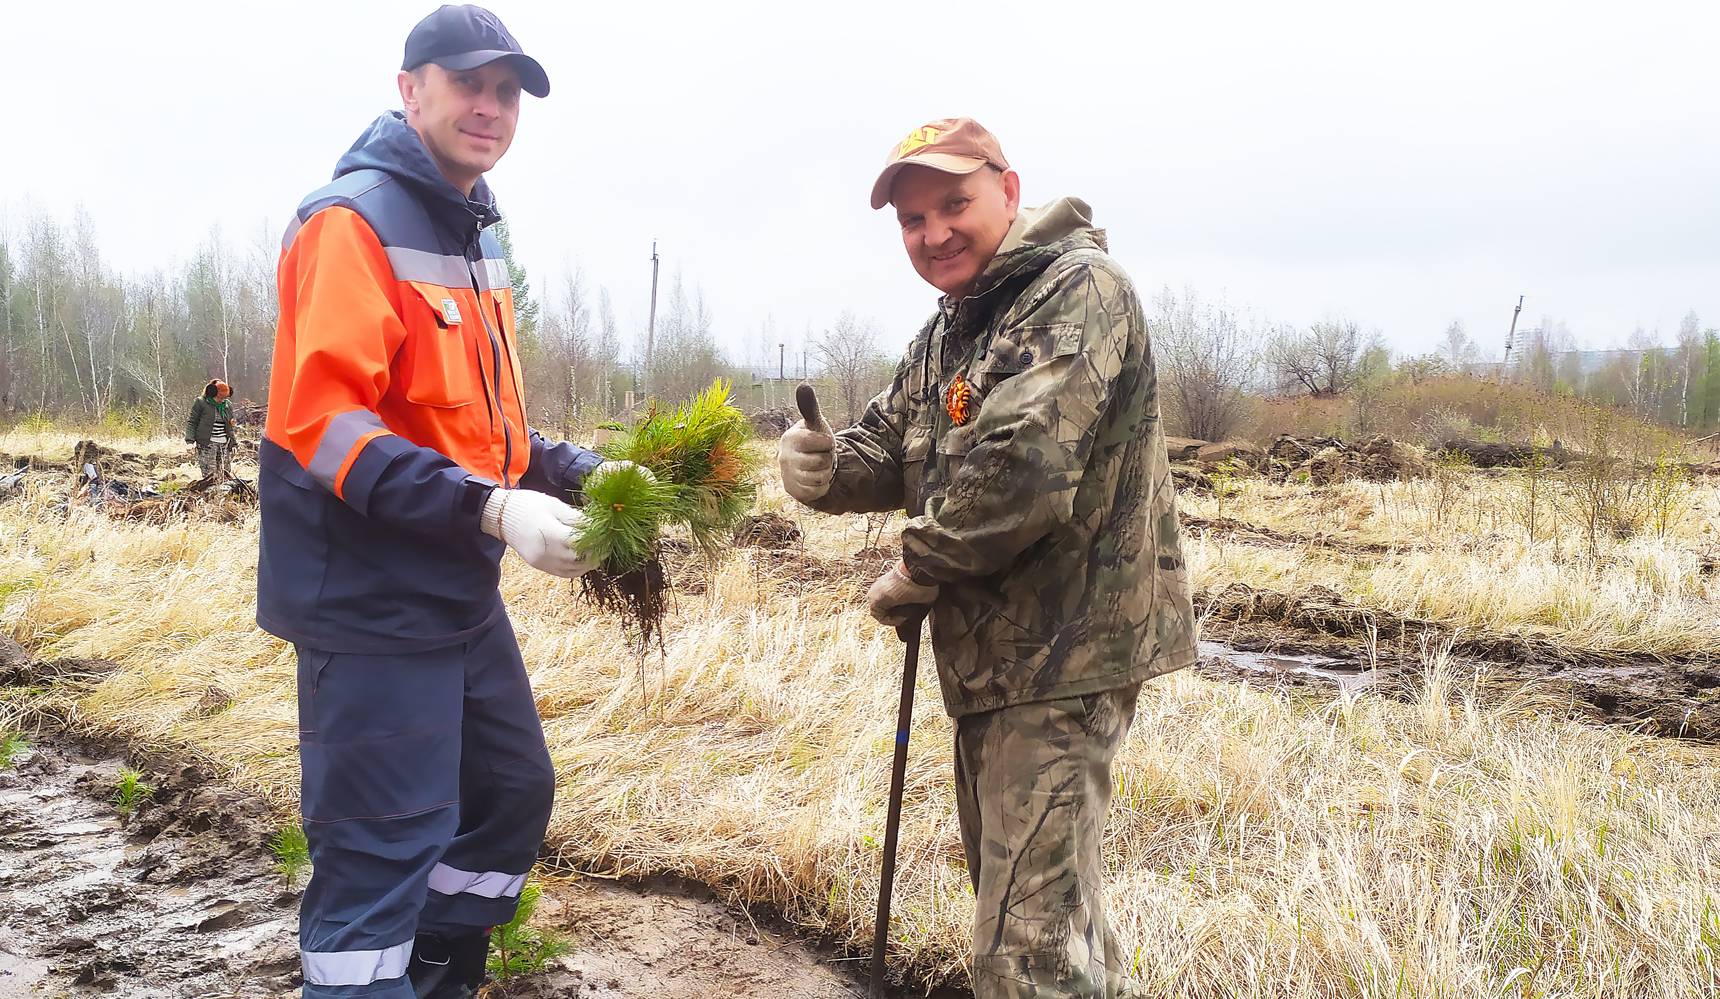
257,111,601,653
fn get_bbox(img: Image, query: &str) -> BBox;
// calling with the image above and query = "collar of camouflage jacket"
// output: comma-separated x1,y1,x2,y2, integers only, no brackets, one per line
940,197,1107,321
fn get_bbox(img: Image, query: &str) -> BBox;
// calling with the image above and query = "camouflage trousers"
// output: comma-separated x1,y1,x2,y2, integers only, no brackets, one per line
954,683,1140,999
196,441,232,480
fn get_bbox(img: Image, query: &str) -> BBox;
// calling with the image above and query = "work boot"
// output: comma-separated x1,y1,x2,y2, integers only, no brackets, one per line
407,930,490,998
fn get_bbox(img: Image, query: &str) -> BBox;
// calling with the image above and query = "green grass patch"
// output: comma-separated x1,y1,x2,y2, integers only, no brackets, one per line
0,731,25,768
112,766,153,814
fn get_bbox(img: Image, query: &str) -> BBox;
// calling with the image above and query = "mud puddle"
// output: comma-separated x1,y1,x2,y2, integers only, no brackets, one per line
0,739,299,998
1196,640,1375,694
1196,614,1720,741
0,735,962,999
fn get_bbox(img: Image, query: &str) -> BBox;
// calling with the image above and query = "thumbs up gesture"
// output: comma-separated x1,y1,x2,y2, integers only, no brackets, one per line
779,383,835,504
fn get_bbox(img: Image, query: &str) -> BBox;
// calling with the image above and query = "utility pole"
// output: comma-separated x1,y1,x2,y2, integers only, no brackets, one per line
778,342,786,382
644,241,660,398
1501,294,1524,381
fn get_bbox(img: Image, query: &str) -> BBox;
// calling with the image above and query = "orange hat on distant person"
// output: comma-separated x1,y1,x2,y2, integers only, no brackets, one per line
869,117,1011,210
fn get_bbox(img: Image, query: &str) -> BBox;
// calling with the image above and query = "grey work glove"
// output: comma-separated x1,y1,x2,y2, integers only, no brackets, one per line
865,560,939,627
480,488,597,578
779,423,835,504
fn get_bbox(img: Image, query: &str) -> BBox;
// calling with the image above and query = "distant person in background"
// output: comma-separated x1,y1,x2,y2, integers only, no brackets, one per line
185,379,236,481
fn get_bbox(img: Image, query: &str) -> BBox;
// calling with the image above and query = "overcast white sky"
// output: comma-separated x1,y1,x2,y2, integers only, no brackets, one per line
4,0,1717,363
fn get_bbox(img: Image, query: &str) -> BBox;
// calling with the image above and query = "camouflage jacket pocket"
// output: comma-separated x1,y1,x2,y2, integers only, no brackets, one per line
902,425,934,516
934,423,980,490
971,323,1084,394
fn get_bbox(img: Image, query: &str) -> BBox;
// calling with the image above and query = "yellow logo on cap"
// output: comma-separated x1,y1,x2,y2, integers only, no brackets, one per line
896,126,943,159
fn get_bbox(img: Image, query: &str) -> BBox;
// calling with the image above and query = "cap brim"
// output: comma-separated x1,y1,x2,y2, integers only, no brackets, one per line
431,50,551,98
869,153,988,210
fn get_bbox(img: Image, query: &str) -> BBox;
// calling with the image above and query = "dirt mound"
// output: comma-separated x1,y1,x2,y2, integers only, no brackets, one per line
0,656,116,687
733,512,801,550
1195,440,1267,471
1273,435,1430,484
1164,437,1208,461
1267,435,1342,465
1170,465,1213,492
1435,438,1574,469
121,477,258,525
750,408,795,438
484,874,953,999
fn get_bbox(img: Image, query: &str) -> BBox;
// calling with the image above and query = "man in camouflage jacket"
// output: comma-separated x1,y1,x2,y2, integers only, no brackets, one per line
779,118,1197,998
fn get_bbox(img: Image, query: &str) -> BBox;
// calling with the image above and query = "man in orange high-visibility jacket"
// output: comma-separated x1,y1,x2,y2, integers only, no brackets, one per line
258,8,636,998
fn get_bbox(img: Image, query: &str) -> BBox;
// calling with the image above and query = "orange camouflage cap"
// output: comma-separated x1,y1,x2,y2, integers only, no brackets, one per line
869,117,1010,210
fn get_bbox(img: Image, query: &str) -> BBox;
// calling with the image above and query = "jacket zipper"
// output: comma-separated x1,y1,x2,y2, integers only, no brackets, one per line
467,247,514,487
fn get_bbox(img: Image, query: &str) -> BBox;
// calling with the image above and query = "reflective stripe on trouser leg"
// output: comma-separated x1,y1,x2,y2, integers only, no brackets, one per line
954,684,1140,999
419,614,556,935
295,643,466,999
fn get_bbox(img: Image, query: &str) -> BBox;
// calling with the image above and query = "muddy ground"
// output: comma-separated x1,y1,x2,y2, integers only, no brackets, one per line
0,734,957,999
1193,580,1720,740
725,510,1720,742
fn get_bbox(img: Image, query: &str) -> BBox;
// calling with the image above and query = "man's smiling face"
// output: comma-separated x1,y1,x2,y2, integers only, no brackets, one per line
892,164,1021,299
399,60,522,195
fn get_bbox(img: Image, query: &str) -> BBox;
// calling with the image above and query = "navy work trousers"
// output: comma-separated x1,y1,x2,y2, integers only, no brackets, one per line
293,613,555,997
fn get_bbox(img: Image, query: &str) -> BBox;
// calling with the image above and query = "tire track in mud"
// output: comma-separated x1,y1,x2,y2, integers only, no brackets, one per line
1194,583,1720,740
0,739,300,998
744,517,1720,741
0,729,961,999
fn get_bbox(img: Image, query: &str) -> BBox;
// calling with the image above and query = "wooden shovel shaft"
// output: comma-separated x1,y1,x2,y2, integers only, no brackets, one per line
870,617,922,998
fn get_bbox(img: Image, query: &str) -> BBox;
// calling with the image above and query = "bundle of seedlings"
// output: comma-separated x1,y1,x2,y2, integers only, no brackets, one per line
572,379,759,646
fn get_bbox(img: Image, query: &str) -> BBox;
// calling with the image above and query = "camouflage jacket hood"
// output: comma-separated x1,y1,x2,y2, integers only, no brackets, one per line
934,198,1106,333
813,197,1197,716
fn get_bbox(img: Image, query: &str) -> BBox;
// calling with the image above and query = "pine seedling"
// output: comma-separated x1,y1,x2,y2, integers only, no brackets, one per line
271,824,311,887
488,880,572,981
113,767,153,814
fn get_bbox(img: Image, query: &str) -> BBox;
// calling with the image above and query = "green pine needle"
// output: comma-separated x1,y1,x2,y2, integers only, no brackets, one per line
573,463,675,573
577,379,761,566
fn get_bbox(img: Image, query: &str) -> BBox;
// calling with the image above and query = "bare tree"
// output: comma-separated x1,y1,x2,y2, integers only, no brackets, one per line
1439,320,1479,372
593,287,619,417
1267,318,1376,397
642,271,731,405
1151,285,1261,441
814,311,892,426
122,273,175,431
0,229,14,412
1677,310,1702,427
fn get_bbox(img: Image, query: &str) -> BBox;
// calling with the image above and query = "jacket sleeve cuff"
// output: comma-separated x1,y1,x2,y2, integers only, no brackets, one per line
521,429,605,502
342,434,494,537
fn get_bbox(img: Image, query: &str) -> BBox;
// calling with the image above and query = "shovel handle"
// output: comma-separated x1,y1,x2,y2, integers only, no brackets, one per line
869,615,922,998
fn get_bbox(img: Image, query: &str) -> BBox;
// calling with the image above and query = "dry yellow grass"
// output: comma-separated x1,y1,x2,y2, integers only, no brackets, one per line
1182,474,1720,657
3,430,1720,997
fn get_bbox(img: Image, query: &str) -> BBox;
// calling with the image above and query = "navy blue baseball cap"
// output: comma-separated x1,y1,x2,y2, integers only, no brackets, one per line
402,5,550,98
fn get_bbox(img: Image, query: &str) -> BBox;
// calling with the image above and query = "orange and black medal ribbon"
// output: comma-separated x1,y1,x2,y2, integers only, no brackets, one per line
944,374,974,426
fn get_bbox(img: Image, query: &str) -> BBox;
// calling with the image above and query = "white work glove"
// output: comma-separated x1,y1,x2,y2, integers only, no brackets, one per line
779,423,835,504
480,488,597,579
